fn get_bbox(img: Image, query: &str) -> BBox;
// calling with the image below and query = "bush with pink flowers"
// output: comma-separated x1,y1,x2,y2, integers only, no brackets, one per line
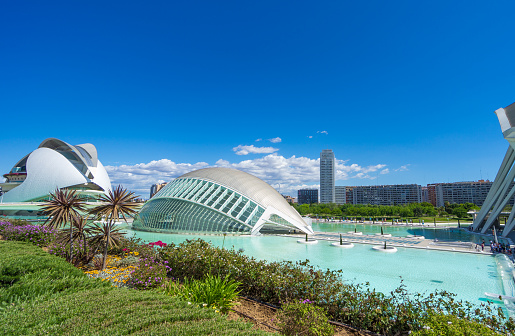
0,221,57,247
128,255,171,290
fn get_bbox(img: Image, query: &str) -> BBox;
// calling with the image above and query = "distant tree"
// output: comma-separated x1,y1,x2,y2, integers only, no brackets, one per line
453,206,468,219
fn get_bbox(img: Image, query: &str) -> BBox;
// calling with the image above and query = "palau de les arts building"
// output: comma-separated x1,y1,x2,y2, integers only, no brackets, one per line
1,138,111,204
133,168,314,235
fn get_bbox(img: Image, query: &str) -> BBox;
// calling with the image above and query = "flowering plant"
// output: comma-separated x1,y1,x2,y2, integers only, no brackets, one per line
0,221,57,247
128,256,170,290
148,240,167,248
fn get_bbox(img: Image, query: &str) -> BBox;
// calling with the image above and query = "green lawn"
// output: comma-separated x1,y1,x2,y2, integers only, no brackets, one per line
0,241,268,336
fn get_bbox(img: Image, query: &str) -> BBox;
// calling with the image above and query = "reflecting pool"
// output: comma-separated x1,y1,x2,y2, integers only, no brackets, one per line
311,222,509,245
123,226,504,306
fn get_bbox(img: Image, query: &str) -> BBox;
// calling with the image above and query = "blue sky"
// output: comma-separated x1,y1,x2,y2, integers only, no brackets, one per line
1,1,515,198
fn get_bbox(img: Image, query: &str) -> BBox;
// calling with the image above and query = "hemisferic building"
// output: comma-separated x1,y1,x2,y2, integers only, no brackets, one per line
133,168,313,235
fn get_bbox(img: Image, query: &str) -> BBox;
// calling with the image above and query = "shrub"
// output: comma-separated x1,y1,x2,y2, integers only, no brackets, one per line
277,300,334,336
0,222,57,247
411,312,501,335
165,274,241,313
127,255,170,290
158,239,513,335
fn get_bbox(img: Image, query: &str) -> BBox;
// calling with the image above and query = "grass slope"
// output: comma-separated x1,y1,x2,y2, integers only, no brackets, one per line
0,241,267,336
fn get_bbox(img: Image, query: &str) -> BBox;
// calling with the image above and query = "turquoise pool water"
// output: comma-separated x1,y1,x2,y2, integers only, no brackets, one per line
124,226,504,306
312,222,510,245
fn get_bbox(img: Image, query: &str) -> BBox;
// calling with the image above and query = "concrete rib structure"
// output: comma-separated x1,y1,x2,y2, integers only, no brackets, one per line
133,167,313,235
472,102,515,236
1,138,111,202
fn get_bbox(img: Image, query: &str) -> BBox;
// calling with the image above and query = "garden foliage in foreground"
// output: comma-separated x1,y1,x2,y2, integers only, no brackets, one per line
0,240,267,336
155,238,513,335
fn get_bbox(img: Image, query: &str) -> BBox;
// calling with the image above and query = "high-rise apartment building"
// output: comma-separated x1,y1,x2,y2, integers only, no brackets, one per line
426,180,512,207
349,184,421,205
421,186,429,203
335,186,346,205
320,149,335,203
298,189,318,205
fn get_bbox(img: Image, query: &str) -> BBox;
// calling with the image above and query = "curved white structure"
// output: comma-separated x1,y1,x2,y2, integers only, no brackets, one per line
372,245,398,253
133,167,313,235
1,138,111,202
471,102,515,236
297,239,318,244
331,242,354,248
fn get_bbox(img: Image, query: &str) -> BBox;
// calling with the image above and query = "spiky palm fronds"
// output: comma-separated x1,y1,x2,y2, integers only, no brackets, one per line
41,189,87,230
89,221,125,250
41,189,87,263
89,185,139,224
88,185,139,269
57,216,91,244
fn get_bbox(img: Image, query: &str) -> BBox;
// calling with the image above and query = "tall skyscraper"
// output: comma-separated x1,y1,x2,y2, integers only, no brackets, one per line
320,149,335,203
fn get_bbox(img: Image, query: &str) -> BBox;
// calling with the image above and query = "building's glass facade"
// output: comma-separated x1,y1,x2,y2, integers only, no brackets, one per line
133,177,266,234
320,149,335,203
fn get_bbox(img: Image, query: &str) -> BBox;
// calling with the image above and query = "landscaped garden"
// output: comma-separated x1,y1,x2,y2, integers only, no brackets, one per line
0,187,514,335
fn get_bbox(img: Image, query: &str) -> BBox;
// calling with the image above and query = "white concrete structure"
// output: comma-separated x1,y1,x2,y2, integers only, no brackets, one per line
1,138,111,202
133,167,314,235
472,103,515,237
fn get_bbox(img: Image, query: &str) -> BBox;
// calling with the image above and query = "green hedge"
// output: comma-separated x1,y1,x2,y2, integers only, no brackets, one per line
159,239,510,335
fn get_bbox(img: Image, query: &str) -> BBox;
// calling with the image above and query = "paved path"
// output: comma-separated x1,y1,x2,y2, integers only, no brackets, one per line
281,231,494,255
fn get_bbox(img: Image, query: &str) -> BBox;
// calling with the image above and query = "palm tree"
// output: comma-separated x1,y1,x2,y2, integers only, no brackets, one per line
89,185,139,269
58,216,94,262
41,188,87,262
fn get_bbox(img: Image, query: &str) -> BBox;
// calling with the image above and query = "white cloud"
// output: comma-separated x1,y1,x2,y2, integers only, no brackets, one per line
106,155,388,197
395,164,410,172
268,137,282,143
232,145,279,155
307,136,313,139
317,131,328,134
105,159,210,197
380,168,390,175
255,138,262,142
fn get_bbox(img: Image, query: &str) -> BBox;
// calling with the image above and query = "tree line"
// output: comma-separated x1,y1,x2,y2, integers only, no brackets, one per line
292,202,481,219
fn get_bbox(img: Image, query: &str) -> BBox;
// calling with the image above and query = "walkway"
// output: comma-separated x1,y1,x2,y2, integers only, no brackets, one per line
281,231,493,255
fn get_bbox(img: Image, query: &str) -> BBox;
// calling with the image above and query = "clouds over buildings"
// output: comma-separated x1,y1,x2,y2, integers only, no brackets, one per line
105,155,397,197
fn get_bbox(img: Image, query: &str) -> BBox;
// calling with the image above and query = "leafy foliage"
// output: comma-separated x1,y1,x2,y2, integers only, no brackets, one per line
277,300,334,336
411,312,502,335
127,255,169,290
165,274,241,313
159,239,511,335
293,202,480,219
0,221,57,247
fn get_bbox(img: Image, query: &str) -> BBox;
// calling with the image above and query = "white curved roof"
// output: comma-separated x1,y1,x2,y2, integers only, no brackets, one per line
2,138,111,202
178,167,312,234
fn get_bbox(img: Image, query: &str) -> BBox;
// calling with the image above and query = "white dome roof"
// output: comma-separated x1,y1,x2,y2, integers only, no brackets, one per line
2,138,111,202
178,167,312,234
